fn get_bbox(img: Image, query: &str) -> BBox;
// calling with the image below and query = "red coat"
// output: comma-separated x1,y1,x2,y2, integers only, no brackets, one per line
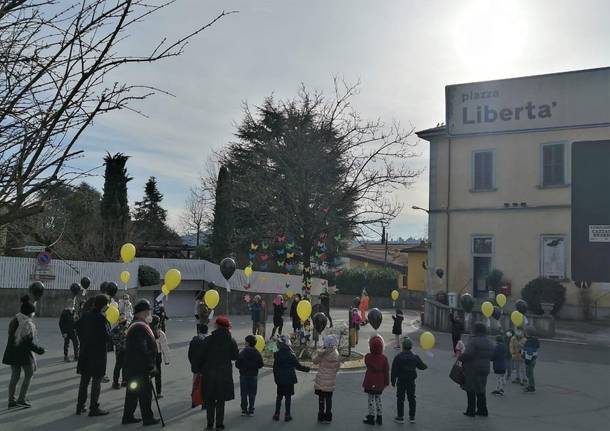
362,336,389,394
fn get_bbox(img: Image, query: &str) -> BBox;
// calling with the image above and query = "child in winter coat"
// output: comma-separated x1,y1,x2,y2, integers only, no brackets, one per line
250,296,263,336
350,308,362,347
391,310,404,349
313,335,341,424
236,335,264,416
522,328,540,393
510,330,526,385
491,335,508,396
188,324,208,409
390,337,427,424
59,299,79,362
151,315,170,398
272,335,310,422
110,314,128,389
362,335,389,425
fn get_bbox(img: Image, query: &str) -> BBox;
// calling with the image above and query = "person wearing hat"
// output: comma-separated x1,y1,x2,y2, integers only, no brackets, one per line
197,316,239,430
60,298,79,362
121,299,160,426
312,335,340,424
76,294,111,416
3,295,45,408
390,337,428,424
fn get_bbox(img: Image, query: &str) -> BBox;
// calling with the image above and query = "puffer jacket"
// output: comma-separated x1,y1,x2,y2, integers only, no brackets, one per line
459,334,495,393
313,348,340,392
362,336,389,394
273,345,310,385
236,346,264,377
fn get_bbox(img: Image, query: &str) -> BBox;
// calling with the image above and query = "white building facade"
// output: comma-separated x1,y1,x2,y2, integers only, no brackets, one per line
417,67,610,319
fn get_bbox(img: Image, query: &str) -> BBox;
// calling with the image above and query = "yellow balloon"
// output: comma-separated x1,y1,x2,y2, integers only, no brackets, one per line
255,334,265,352
161,285,170,296
120,243,136,264
286,290,294,299
110,302,119,309
296,299,312,322
391,290,399,301
106,306,119,325
204,289,220,309
420,331,435,350
496,293,507,308
120,271,130,285
511,310,524,327
244,266,253,278
165,269,182,290
481,301,494,318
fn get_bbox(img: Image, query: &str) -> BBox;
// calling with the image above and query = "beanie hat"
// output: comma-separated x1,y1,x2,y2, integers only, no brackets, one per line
134,299,151,314
20,295,36,316
215,315,231,329
401,336,413,350
323,334,338,349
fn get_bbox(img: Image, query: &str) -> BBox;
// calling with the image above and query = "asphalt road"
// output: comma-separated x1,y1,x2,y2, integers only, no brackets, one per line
0,309,609,431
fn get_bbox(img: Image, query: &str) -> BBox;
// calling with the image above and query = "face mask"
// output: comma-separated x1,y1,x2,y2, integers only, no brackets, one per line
144,315,153,324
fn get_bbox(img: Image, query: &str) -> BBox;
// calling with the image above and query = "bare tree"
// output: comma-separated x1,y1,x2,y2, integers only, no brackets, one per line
181,159,218,246
0,0,235,226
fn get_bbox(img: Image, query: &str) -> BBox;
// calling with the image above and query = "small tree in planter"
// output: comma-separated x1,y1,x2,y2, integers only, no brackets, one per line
521,277,566,315
486,269,504,294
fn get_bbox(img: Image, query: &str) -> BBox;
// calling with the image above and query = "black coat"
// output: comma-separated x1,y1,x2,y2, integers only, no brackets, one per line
449,313,464,337
198,327,239,402
290,301,301,329
188,334,206,374
2,316,44,367
273,346,310,386
459,335,495,393
59,309,76,335
390,350,427,385
236,346,264,377
391,315,404,335
123,320,157,379
273,304,286,326
76,311,110,378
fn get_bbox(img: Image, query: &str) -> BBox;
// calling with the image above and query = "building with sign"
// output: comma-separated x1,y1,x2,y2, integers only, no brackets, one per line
417,67,610,319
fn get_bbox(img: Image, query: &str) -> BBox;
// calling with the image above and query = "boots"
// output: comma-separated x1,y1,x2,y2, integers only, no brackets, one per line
376,415,383,425
363,415,375,425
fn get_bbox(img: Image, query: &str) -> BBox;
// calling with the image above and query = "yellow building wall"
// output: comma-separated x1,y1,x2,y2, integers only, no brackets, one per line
407,253,427,291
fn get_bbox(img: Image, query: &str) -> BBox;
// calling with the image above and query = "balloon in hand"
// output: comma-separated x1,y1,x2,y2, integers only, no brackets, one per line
391,290,399,301
296,300,312,322
496,293,507,308
120,243,136,263
420,331,435,350
204,289,220,309
312,312,328,333
106,306,119,325
120,271,130,285
220,258,236,281
367,308,383,330
165,269,181,290
481,301,494,318
255,335,265,352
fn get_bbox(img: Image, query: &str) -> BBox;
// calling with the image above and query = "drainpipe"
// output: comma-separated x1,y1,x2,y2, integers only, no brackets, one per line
446,137,452,294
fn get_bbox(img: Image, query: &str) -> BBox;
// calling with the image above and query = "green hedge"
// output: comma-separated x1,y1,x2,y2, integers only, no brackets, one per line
138,265,161,287
521,277,566,315
335,268,398,297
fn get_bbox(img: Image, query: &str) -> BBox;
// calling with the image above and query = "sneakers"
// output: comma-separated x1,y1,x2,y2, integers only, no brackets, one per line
102,376,110,383
512,379,521,384
16,400,31,408
64,356,71,362
156,394,163,399
76,405,87,415
285,415,293,422
89,408,109,416
524,387,536,393
376,415,383,425
142,417,161,426
121,417,142,424
363,415,375,425
272,413,280,421
393,417,405,424
499,389,505,396
409,417,416,424
248,408,255,416
8,401,18,409
112,383,121,390
491,390,500,395
241,410,248,416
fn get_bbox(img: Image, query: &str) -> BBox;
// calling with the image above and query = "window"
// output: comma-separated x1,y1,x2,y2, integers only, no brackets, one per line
541,236,566,279
542,143,566,186
472,150,495,191
472,236,493,297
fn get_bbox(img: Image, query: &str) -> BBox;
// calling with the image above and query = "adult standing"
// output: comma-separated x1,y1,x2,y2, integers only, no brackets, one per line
3,295,45,408
122,299,160,426
359,289,369,324
289,294,302,336
319,288,333,328
459,322,495,417
449,311,464,353
197,316,239,430
76,294,111,416
272,295,286,338
60,299,79,362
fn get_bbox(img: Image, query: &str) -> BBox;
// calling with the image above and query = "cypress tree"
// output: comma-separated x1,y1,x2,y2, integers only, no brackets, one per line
101,153,131,259
210,165,234,262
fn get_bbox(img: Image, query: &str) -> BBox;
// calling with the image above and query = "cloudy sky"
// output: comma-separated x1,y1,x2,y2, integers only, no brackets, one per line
79,0,610,239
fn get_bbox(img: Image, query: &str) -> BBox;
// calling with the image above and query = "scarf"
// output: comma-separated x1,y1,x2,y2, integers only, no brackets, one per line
14,313,36,346
127,320,155,341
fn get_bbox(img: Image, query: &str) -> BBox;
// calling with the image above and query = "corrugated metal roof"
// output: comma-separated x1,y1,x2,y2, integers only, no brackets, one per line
0,256,326,295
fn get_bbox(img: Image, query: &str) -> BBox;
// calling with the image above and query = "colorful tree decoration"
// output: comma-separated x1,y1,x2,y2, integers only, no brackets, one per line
260,254,269,261
250,242,258,251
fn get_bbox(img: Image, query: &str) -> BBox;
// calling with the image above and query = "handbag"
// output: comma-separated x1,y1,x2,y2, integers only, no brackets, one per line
191,373,204,408
449,360,465,385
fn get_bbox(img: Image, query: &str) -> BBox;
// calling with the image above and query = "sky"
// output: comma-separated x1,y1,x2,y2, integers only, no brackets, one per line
78,0,610,240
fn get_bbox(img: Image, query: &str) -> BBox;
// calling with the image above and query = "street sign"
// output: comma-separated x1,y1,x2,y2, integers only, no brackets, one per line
572,140,610,282
37,252,51,265
24,245,46,253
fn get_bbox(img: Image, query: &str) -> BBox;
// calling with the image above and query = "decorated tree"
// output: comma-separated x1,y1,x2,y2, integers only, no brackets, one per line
221,81,421,294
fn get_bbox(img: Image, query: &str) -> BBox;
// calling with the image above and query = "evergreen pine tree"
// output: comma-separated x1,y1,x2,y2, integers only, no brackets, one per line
133,176,176,242
101,153,131,259
210,165,234,262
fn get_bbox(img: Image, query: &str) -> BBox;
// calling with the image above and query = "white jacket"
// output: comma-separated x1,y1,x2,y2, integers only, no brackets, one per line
156,330,170,364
